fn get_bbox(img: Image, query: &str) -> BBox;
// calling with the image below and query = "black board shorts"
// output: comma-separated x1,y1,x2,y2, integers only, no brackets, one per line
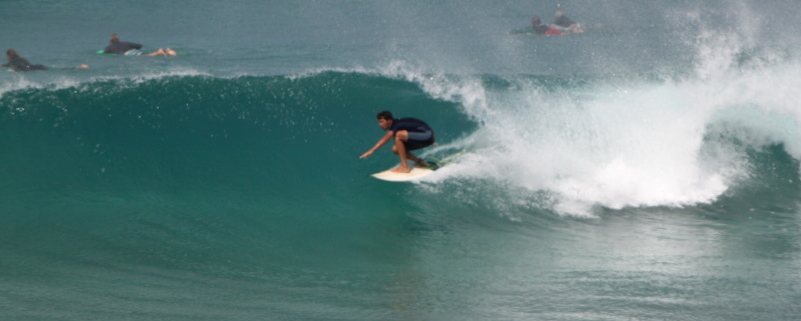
404,130,434,151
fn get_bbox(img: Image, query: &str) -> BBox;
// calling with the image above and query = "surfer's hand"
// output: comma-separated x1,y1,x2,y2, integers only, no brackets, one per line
359,151,372,159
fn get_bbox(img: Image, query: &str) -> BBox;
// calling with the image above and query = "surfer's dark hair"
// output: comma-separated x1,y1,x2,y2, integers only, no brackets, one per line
377,111,393,120
110,34,120,43
6,49,20,60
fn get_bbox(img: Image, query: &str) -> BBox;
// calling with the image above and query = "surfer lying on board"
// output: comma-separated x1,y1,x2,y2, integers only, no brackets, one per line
360,111,435,173
530,16,550,34
103,34,177,56
550,11,584,33
3,49,89,71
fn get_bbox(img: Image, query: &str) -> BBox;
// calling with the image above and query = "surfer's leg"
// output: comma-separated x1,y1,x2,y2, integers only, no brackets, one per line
402,131,433,167
144,48,177,56
391,131,411,173
404,152,428,167
144,49,169,56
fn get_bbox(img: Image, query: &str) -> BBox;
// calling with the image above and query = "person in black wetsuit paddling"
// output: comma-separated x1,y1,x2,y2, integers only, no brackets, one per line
103,34,176,56
3,49,88,72
530,16,550,34
360,111,435,173
549,11,584,33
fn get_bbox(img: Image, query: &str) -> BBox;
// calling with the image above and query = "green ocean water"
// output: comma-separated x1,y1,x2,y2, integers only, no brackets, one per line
2,0,801,320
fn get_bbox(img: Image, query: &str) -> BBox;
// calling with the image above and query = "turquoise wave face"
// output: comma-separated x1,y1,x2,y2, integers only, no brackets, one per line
0,72,477,291
0,72,481,264
0,72,473,194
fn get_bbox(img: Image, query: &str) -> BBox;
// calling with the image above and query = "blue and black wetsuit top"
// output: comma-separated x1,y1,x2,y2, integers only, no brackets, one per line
103,41,143,55
390,117,435,150
553,16,575,28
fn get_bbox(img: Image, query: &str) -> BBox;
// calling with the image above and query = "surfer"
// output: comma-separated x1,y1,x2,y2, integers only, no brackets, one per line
507,15,565,35
530,16,550,34
360,111,435,173
103,34,176,56
3,49,89,72
550,11,584,33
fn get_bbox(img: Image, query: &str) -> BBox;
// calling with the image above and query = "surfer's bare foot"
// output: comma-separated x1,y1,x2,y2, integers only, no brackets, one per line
391,166,411,173
415,160,429,167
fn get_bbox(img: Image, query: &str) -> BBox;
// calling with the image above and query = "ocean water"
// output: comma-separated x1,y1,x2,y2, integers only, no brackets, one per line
2,0,801,320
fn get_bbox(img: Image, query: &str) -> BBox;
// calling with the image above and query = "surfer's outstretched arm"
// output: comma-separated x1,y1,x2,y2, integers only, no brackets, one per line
360,131,394,159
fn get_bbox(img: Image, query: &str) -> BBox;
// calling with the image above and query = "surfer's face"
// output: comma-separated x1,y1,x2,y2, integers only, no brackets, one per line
378,118,392,130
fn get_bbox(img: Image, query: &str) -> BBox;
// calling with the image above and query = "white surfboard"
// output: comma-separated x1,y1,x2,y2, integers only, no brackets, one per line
371,166,435,182
369,149,464,182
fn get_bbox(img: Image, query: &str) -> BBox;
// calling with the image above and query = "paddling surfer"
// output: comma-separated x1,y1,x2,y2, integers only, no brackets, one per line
103,34,176,56
3,49,89,71
360,111,435,173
